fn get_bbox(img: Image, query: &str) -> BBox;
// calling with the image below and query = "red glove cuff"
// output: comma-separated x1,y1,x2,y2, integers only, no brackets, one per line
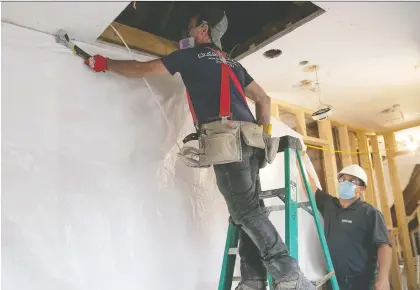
87,55,108,72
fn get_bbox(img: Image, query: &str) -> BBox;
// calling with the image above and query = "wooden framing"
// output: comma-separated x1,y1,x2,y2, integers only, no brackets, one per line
371,135,403,290
318,119,338,195
337,125,352,167
371,135,393,224
356,132,378,206
294,110,307,136
348,132,360,165
270,101,342,195
384,132,417,290
271,99,375,134
99,22,179,57
389,227,404,289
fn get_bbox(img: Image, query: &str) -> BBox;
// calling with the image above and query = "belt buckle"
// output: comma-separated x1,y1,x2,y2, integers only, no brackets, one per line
221,116,232,128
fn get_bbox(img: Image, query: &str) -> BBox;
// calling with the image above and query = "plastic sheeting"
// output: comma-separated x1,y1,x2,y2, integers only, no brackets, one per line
2,22,327,290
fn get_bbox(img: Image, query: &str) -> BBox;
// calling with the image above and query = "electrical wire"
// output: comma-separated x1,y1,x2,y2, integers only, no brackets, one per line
305,144,378,155
109,24,203,168
314,69,328,109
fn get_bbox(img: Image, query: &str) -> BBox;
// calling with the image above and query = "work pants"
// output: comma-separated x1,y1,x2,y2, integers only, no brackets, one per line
213,141,300,282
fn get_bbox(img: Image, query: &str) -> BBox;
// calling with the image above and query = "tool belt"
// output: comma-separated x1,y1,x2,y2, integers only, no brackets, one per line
183,120,279,167
181,47,279,168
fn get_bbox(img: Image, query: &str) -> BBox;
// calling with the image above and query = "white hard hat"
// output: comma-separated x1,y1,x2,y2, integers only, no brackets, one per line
338,164,368,186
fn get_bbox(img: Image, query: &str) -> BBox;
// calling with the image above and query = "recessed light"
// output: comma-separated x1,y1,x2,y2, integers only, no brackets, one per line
263,49,282,59
299,60,309,66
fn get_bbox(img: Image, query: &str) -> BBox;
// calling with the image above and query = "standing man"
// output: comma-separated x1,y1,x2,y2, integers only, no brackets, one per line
303,164,392,290
86,8,315,290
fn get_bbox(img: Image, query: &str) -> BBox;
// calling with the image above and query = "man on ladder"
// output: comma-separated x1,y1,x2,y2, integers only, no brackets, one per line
85,8,315,290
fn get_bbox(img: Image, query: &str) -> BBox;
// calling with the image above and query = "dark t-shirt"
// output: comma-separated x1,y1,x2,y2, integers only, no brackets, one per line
315,189,391,279
161,43,256,125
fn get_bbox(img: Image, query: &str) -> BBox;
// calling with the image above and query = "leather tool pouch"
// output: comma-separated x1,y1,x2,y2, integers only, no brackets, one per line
240,122,266,149
240,122,280,169
198,120,242,166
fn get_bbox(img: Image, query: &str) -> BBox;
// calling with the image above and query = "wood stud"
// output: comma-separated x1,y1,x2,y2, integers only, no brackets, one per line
337,125,352,168
371,135,403,290
384,133,417,290
356,132,377,206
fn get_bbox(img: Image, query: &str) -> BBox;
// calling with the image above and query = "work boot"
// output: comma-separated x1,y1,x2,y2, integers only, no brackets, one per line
235,280,267,290
275,271,316,290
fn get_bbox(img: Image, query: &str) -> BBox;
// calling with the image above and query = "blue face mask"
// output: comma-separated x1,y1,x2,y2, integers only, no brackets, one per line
338,181,357,199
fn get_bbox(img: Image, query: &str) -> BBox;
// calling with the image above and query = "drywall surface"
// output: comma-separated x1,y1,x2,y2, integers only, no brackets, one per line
2,22,326,290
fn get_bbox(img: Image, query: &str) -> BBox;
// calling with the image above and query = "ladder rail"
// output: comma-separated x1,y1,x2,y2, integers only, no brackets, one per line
218,223,239,290
285,148,299,260
296,150,340,290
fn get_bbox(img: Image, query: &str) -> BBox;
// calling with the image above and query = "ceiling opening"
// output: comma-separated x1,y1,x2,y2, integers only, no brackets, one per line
99,1,325,58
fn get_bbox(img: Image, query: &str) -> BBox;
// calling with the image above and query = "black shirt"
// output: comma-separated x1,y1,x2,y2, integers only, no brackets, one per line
315,189,391,279
161,43,256,125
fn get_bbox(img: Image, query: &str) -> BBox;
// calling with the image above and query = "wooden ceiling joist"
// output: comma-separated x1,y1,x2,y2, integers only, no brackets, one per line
99,22,179,57
270,99,373,134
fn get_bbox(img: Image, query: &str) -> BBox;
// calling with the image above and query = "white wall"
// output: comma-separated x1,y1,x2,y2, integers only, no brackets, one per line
2,22,326,290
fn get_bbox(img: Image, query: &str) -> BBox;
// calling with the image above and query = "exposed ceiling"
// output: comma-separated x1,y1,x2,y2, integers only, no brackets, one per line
239,2,420,132
2,1,420,132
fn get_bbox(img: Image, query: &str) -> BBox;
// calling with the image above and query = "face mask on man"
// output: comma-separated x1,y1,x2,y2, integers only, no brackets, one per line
337,180,357,199
179,22,208,49
179,26,198,49
179,35,195,49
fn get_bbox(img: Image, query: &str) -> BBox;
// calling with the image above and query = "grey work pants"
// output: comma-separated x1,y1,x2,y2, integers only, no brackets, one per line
213,142,300,282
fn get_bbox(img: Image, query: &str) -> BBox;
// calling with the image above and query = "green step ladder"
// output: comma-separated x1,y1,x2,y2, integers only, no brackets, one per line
218,135,339,290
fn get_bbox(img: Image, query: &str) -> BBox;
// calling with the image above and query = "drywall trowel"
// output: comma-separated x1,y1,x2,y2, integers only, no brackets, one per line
55,30,91,61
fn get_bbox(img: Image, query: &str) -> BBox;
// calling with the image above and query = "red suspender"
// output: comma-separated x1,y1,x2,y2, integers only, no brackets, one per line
219,55,231,118
186,90,198,125
186,47,248,125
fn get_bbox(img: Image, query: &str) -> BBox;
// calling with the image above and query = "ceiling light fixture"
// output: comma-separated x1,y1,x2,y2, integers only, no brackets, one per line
306,65,333,121
263,49,282,59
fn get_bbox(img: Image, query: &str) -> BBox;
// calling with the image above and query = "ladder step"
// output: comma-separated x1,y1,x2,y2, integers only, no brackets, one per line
259,188,285,200
263,203,313,215
228,247,239,255
265,205,285,213
315,271,335,287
